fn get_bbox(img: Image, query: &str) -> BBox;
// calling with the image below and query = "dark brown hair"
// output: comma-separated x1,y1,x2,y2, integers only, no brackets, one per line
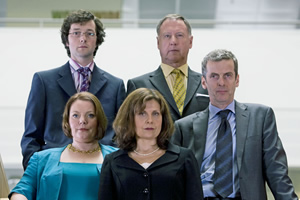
113,88,174,151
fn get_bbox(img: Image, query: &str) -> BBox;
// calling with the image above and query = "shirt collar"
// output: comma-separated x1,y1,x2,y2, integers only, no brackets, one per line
160,63,188,78
209,100,235,120
69,58,94,72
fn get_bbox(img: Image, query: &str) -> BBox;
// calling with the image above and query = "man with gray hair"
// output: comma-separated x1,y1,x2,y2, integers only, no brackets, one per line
127,14,209,122
171,49,298,199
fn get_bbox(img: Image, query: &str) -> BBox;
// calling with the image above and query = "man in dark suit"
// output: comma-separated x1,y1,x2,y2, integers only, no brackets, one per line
171,49,298,199
21,10,125,169
127,14,209,121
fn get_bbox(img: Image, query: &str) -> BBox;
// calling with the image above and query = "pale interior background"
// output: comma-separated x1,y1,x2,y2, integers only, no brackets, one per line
0,0,299,199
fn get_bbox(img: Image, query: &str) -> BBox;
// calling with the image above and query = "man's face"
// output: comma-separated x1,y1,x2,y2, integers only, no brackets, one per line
201,59,239,109
67,20,97,64
157,19,193,68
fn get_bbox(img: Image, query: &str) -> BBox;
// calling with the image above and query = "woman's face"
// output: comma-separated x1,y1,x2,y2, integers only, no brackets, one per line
69,99,98,143
134,99,162,140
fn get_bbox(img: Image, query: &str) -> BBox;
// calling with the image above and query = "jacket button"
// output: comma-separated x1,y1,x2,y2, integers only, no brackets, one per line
143,173,148,178
143,188,149,194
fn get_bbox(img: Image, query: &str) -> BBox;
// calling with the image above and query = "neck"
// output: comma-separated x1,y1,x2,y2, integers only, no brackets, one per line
71,57,93,67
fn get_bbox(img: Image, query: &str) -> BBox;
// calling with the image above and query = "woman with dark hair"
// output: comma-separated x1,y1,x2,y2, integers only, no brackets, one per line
9,92,117,200
98,88,203,200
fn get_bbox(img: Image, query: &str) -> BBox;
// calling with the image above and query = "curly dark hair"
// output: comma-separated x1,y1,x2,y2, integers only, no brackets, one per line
60,9,105,57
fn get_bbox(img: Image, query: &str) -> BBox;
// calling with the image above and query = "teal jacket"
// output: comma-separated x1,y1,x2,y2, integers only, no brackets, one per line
9,144,117,200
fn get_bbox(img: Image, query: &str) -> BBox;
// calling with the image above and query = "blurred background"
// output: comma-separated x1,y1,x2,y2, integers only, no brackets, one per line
0,0,299,199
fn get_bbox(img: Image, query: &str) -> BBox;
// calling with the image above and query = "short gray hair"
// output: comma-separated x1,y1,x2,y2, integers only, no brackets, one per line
201,49,238,78
156,14,192,35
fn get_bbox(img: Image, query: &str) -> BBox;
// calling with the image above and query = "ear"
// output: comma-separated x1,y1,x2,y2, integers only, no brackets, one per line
201,76,207,89
189,35,193,49
235,74,240,87
156,36,159,49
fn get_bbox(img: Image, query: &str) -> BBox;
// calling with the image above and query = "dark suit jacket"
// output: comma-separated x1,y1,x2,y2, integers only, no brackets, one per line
127,66,209,121
21,62,125,169
171,101,298,200
98,142,203,200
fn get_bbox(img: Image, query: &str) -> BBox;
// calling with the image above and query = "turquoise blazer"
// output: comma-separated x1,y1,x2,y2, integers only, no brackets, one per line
9,144,117,200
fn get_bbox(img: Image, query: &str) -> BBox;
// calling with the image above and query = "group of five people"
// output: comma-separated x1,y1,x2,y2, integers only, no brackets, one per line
9,9,298,200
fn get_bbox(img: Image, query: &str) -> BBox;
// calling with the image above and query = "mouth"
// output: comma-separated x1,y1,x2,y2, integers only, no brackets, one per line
144,128,154,130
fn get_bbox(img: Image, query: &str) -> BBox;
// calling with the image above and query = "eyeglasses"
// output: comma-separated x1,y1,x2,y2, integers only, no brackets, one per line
69,31,96,38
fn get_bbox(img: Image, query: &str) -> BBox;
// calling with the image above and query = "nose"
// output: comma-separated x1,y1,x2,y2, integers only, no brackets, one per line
218,77,225,86
146,115,153,123
170,35,177,45
79,116,87,124
80,34,87,43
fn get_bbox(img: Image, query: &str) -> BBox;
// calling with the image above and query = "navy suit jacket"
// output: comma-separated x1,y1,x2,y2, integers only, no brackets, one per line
127,66,209,121
21,62,125,169
171,101,298,200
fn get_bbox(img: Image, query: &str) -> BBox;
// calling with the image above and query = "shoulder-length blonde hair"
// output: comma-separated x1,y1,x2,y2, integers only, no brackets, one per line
113,88,174,150
62,92,107,140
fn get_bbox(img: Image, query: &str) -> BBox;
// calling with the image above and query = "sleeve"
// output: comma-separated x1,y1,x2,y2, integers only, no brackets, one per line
8,153,39,200
98,154,118,200
170,121,183,146
262,107,298,199
115,79,126,111
126,79,137,96
21,73,46,169
184,149,204,200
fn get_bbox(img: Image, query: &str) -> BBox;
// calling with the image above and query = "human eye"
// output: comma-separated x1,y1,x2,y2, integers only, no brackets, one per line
225,73,233,79
87,113,95,118
72,113,79,118
73,31,81,36
153,111,161,117
210,74,219,79
87,32,95,36
163,34,171,39
176,33,184,38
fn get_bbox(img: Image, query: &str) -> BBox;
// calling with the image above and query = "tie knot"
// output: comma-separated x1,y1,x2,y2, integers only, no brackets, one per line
172,69,181,75
218,109,230,119
77,67,90,75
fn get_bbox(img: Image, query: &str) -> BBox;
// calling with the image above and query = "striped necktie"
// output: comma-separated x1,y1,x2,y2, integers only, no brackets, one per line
214,109,233,198
77,67,90,92
172,69,186,115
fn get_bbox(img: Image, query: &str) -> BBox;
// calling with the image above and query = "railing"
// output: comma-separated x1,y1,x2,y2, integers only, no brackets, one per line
1,17,300,28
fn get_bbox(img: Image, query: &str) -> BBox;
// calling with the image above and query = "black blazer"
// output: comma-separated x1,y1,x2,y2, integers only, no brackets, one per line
98,142,203,200
127,66,209,121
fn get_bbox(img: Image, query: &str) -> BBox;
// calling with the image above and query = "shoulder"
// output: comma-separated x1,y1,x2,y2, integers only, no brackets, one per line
236,101,273,113
34,147,65,157
35,63,69,76
94,65,123,82
100,144,119,155
128,67,161,81
167,142,192,155
188,67,202,76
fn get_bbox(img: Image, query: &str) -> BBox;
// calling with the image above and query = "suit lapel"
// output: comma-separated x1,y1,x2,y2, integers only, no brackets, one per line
57,63,77,97
149,67,179,114
193,108,209,167
89,65,107,95
185,68,202,107
235,101,249,171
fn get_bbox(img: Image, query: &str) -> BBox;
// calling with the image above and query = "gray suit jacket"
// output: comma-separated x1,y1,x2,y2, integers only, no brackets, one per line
127,66,209,121
21,62,125,169
171,101,298,200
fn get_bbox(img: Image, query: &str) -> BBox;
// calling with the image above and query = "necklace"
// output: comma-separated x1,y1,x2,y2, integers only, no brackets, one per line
134,147,160,156
67,144,101,154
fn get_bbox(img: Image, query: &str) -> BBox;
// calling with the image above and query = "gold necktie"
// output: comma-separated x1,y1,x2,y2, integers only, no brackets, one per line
172,69,186,115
